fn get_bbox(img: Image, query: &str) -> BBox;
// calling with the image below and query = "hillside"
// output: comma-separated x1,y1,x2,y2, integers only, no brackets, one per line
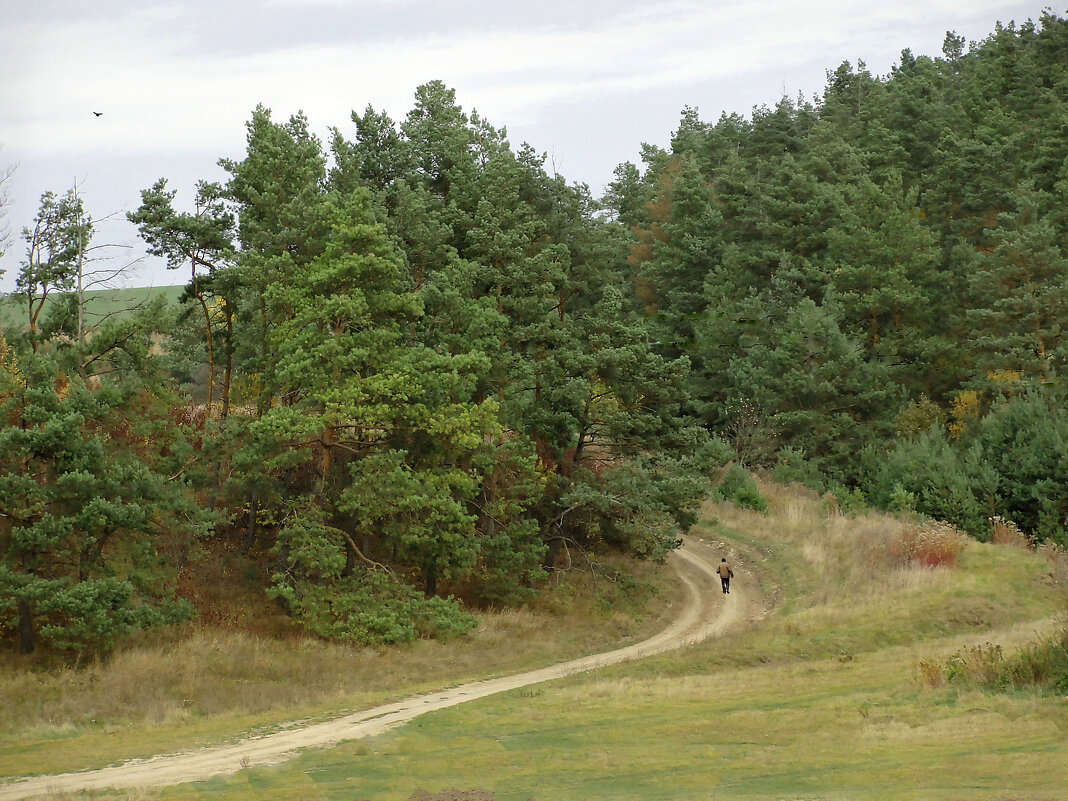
0,285,185,329
1,17,1066,801
0,482,1064,799
4,14,1068,665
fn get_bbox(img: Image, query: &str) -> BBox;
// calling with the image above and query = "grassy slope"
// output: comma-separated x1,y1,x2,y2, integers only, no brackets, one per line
9,482,1068,800
0,552,682,780
0,286,185,329
171,484,1065,801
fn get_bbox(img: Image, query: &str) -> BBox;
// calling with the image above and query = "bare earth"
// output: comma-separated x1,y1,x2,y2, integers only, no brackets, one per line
0,537,763,800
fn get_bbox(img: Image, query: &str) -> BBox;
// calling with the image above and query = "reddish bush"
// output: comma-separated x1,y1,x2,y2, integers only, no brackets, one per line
891,521,968,568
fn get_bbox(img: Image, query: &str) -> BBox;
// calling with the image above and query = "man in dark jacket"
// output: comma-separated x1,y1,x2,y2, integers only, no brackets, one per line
717,557,734,594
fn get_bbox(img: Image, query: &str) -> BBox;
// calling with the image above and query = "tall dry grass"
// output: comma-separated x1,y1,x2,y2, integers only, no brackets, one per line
990,514,1068,586
708,479,959,608
1038,539,1068,585
990,515,1035,549
0,555,678,742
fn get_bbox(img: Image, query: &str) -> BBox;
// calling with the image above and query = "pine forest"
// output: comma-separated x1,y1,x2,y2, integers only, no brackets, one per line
2,12,1068,657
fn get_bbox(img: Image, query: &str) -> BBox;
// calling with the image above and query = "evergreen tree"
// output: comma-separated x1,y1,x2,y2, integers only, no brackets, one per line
128,179,236,419
16,189,91,349
0,305,205,654
967,183,1068,385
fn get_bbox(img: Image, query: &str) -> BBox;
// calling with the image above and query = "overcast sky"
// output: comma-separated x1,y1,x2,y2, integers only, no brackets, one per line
0,0,1052,291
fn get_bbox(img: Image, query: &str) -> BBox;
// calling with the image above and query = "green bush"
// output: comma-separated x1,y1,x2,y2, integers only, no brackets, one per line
269,569,478,645
862,389,1068,546
1001,621,1068,693
859,427,987,537
936,618,1068,694
714,465,768,513
770,446,827,491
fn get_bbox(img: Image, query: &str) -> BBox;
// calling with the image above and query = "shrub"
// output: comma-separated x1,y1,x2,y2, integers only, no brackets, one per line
1001,621,1068,693
770,446,826,491
917,657,945,688
269,569,478,645
888,482,918,515
990,516,1035,549
926,619,1068,694
894,394,946,439
859,428,988,537
889,520,968,568
975,391,1068,543
714,465,768,513
943,642,1006,687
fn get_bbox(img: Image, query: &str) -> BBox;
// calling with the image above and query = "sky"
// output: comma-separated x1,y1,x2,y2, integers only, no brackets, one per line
0,0,1054,292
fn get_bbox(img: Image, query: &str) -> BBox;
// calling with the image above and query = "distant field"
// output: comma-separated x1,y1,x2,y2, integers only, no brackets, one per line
0,285,186,329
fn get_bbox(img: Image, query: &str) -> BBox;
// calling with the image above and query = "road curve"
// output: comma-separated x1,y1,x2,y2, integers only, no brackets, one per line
0,539,752,800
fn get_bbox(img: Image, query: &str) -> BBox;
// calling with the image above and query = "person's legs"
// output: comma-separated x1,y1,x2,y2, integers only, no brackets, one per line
721,576,728,594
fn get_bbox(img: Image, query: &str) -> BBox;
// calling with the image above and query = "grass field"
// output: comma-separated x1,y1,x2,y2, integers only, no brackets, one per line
0,550,682,782
7,482,1067,800
0,285,185,329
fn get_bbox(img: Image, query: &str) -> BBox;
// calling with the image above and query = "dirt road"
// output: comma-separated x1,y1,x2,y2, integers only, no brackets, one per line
0,538,760,800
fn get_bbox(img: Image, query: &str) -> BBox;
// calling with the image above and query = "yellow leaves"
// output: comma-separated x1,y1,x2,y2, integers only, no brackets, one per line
949,389,981,439
948,371,1021,439
54,372,71,400
986,368,1023,385
207,296,228,325
0,332,25,391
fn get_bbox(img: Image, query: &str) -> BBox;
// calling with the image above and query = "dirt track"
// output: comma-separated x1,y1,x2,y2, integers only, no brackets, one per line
0,538,762,800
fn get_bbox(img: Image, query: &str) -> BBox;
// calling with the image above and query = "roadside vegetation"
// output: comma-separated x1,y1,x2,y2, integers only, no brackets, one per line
2,10,1068,799
18,480,1066,800
0,547,679,779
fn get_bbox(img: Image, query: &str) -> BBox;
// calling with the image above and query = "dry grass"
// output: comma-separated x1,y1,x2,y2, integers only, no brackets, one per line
990,515,1036,549
987,515,1066,586
0,554,679,762
9,480,1068,800
707,479,958,608
1038,539,1068,585
887,520,969,568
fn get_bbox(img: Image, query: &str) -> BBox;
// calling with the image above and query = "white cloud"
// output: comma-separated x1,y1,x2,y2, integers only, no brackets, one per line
0,0,1050,290
1,0,1048,160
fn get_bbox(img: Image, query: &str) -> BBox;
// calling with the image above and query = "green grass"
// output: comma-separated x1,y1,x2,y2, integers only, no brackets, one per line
13,482,1068,800
0,285,185,329
0,552,682,780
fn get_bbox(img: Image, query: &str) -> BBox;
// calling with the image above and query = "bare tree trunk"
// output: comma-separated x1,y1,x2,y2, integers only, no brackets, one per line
424,559,438,597
17,598,34,655
220,303,234,420
541,537,561,572
193,283,215,423
243,492,259,553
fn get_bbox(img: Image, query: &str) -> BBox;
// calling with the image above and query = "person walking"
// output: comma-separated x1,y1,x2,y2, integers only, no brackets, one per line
717,557,734,594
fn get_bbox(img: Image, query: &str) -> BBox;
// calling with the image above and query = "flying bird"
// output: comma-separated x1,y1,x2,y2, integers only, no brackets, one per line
92,111,103,117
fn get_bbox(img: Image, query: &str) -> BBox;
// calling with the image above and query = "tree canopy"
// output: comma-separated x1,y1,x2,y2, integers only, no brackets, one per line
4,11,1068,655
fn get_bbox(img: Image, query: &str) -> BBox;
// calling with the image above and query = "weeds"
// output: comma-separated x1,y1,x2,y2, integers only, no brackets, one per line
944,642,1006,686
990,515,1036,549
919,617,1068,693
889,520,968,568
1038,539,1068,585
917,657,945,688
1002,622,1068,692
